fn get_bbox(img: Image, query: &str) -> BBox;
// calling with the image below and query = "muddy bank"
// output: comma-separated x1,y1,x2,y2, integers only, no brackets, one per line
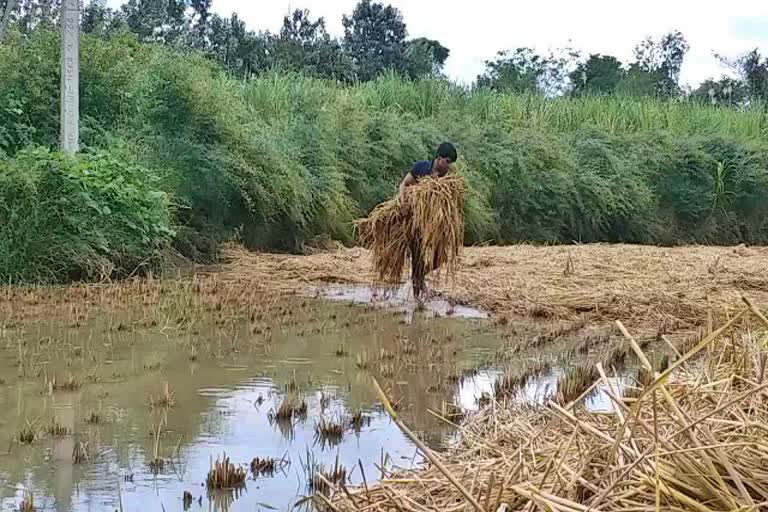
225,243,768,333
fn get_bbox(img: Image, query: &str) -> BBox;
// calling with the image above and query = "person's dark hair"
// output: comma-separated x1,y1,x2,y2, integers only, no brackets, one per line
436,142,457,162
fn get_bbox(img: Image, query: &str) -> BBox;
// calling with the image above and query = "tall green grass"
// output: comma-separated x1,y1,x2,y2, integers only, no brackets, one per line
1,30,768,282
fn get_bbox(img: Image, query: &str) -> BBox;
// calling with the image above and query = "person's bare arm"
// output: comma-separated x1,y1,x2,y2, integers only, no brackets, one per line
398,173,416,198
398,173,416,214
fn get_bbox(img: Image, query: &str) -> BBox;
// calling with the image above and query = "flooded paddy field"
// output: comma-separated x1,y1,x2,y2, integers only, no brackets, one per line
0,272,623,512
3,240,753,512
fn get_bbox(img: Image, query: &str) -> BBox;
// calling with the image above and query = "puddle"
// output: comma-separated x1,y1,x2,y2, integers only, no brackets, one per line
0,296,498,512
310,284,489,321
489,368,630,412
453,367,632,418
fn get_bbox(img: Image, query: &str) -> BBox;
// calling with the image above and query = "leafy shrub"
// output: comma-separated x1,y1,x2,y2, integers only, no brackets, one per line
0,148,172,282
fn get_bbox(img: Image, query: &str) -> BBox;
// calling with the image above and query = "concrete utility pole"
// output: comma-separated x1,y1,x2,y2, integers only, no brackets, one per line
60,0,79,153
0,0,16,41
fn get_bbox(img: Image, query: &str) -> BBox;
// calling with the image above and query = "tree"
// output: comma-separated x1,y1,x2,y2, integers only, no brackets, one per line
477,47,578,96
633,30,689,96
208,13,270,78
188,0,211,48
739,50,768,100
270,8,351,81
476,48,544,93
539,46,580,96
615,64,665,97
717,49,768,101
279,8,324,43
403,37,449,78
691,77,747,106
342,0,407,82
738,48,768,99
15,0,59,34
121,0,189,44
82,0,126,38
570,54,624,96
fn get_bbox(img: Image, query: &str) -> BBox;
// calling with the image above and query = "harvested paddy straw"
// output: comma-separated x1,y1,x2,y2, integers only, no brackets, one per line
206,453,246,490
330,298,768,512
19,491,35,512
356,175,466,288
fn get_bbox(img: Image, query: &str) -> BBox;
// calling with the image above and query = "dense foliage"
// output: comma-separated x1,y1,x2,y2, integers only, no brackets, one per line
1,25,768,282
0,147,171,282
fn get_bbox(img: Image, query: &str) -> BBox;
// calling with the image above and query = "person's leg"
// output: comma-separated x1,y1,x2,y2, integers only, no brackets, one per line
410,238,424,298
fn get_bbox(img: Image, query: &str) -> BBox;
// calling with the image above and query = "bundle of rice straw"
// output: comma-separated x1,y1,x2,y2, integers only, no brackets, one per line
356,174,466,284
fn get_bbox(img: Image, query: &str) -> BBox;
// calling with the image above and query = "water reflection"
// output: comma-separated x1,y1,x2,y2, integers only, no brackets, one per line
311,284,489,321
51,393,77,512
0,302,498,512
464,368,632,414
52,378,429,512
0,291,630,512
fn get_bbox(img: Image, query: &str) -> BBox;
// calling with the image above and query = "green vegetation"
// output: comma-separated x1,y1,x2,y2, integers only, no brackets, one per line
0,148,171,282
1,30,768,282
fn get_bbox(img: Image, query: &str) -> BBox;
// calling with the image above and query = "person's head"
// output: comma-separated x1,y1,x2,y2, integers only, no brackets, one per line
434,142,457,176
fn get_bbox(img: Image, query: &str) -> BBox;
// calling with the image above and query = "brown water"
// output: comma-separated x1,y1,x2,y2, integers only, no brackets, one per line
309,284,489,321
0,288,506,512
0,280,633,512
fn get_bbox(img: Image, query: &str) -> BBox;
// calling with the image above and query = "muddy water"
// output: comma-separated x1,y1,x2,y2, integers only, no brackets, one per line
0,290,506,512
310,284,489,321
0,280,633,512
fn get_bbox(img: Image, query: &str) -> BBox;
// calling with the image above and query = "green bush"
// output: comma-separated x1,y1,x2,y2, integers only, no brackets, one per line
3,31,768,283
0,148,172,283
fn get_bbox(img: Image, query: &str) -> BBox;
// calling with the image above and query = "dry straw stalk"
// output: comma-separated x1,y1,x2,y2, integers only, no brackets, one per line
329,298,768,512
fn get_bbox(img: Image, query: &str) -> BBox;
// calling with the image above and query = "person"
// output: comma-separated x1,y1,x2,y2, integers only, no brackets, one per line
397,142,458,298
398,142,457,199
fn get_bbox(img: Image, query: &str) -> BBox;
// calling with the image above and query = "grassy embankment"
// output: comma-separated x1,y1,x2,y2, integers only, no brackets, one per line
2,29,768,282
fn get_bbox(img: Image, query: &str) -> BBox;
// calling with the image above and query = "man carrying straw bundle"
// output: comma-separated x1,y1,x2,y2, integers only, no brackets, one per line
397,143,458,297
356,142,464,302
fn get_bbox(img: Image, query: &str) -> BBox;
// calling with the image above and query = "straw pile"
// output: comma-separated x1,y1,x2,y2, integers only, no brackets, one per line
356,175,466,284
222,244,768,336
330,299,768,512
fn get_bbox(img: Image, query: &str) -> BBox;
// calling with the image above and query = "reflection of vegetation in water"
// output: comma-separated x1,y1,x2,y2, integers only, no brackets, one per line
250,456,290,478
147,413,172,474
0,280,508,511
300,450,348,497
72,439,89,464
182,490,194,510
17,419,37,445
269,395,308,425
354,348,370,370
267,391,319,442
19,491,35,512
46,419,71,437
349,409,371,432
147,382,176,409
208,487,245,512
84,409,101,425
555,363,601,405
45,373,82,394
314,416,345,449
